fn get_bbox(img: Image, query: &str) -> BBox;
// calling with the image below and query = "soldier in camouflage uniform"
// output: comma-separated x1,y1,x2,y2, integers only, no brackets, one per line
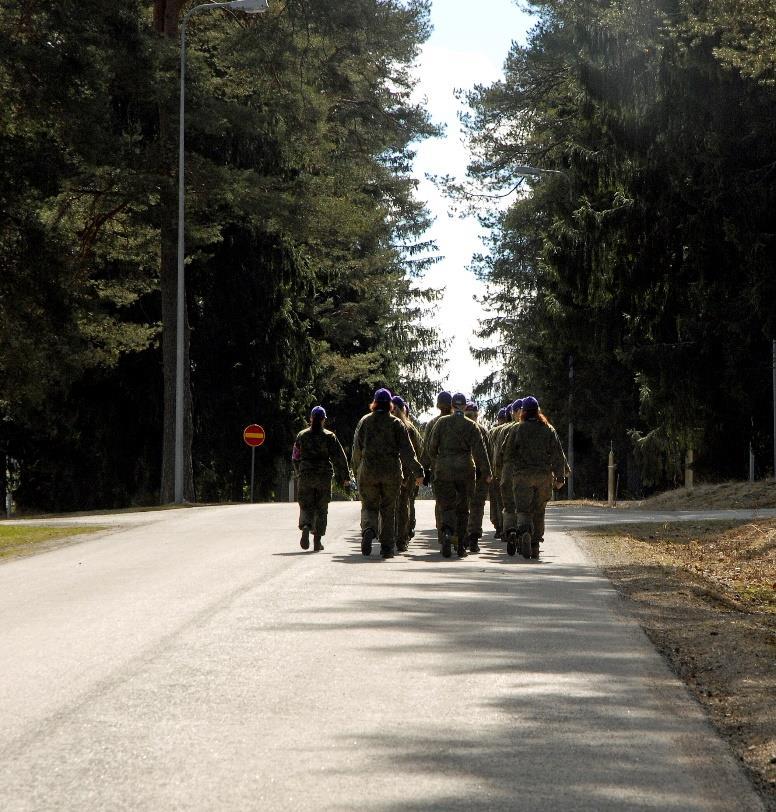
463,400,492,553
501,395,569,559
392,395,423,553
426,392,492,558
352,388,424,559
292,406,352,552
420,391,453,540
488,407,509,538
492,400,521,542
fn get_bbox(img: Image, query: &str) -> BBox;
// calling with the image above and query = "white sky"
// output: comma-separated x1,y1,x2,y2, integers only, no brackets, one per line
411,0,534,401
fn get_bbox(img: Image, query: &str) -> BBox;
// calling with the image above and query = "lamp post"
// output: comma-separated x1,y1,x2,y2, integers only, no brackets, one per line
174,0,269,504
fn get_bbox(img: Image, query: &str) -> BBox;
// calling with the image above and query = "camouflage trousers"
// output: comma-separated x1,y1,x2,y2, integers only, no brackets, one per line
434,476,474,542
511,471,553,541
466,474,489,538
489,478,502,535
395,479,418,544
359,470,401,546
500,463,516,532
297,472,333,536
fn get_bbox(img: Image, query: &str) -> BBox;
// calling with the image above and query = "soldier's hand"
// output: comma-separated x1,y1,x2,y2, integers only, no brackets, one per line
415,475,424,486
485,475,493,484
554,477,566,490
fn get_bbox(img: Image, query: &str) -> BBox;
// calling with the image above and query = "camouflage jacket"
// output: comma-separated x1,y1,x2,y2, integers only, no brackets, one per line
426,412,492,481
420,411,448,471
501,418,569,479
352,409,423,480
292,427,351,482
491,421,516,477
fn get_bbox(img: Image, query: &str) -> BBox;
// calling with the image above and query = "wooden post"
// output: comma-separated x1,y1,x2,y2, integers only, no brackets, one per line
685,448,694,491
607,444,617,507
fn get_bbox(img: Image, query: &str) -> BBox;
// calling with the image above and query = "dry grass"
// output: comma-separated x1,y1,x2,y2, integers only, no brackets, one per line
593,519,776,613
580,519,776,807
627,479,776,511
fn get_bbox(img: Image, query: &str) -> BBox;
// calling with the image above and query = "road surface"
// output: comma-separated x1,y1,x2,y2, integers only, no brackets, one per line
0,502,769,811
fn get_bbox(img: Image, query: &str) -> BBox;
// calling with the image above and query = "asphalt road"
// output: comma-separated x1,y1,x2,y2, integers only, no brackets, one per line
0,502,769,811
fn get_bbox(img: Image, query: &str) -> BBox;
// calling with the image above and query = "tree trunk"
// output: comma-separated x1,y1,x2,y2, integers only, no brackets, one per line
156,0,194,503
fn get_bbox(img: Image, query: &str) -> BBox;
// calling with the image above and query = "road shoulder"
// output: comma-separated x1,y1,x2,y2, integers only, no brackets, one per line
575,521,776,811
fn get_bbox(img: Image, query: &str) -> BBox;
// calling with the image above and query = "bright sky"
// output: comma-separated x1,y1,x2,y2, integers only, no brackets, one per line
412,0,534,402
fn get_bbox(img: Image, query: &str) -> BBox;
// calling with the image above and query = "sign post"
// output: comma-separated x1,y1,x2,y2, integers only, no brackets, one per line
243,424,266,502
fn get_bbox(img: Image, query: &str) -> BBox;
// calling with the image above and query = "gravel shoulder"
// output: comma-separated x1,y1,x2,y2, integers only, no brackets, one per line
577,519,776,810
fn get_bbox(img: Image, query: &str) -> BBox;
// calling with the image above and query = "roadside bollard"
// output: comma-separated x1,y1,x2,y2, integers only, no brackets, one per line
607,444,617,507
685,448,694,491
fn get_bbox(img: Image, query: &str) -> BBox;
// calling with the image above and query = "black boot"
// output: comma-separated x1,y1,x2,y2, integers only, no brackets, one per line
300,526,310,550
469,534,480,554
313,534,324,552
531,539,541,559
380,543,395,559
456,538,468,558
396,538,409,553
505,529,517,557
519,525,532,559
441,527,453,558
361,528,375,557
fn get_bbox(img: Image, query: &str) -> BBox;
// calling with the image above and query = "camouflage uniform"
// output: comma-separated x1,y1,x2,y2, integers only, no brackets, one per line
420,410,450,538
292,427,351,537
502,417,568,553
492,420,518,535
396,419,423,550
427,412,491,547
352,409,423,553
488,421,507,535
465,418,493,543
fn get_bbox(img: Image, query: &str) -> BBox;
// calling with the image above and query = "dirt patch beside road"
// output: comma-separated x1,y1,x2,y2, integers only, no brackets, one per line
578,519,776,810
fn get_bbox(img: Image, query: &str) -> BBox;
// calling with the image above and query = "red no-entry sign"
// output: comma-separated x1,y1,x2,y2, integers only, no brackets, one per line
243,424,266,447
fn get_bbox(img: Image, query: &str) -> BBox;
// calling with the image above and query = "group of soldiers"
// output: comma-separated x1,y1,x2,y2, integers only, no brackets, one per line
292,387,569,560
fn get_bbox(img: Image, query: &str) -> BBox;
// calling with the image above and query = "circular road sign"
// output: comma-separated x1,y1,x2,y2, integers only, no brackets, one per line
243,424,266,447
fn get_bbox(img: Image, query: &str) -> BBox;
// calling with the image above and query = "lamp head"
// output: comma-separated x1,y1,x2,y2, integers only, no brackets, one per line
227,0,269,12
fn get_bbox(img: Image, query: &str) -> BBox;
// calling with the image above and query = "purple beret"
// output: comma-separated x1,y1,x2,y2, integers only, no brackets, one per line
374,388,392,403
436,390,452,407
522,396,539,411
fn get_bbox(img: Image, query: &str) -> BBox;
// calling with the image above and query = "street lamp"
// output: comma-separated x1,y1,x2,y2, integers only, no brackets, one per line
175,0,269,504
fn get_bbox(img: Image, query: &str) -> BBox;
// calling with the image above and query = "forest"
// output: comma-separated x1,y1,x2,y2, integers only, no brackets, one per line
463,0,776,497
0,0,443,510
2,0,776,510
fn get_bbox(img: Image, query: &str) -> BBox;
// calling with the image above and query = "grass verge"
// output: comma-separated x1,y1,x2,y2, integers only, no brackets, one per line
0,525,109,560
629,479,776,510
579,519,776,809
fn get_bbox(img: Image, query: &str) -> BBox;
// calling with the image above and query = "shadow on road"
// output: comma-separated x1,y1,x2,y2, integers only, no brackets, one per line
287,529,746,810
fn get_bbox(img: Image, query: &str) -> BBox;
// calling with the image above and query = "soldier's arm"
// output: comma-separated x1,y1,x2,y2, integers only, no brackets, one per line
493,426,509,472
291,436,302,478
471,425,492,479
419,419,434,469
550,428,570,481
329,433,352,484
351,418,364,475
397,421,423,481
